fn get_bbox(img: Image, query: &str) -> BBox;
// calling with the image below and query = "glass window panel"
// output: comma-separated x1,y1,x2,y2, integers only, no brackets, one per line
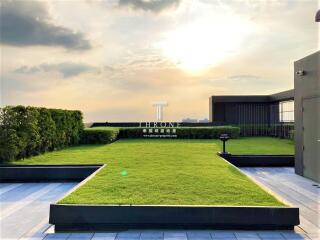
279,100,294,122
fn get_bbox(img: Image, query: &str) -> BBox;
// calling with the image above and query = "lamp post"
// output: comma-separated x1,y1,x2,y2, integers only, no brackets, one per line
219,134,230,156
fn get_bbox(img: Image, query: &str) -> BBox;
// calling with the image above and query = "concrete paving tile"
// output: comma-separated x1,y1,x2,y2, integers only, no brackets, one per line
68,233,94,239
44,233,71,239
0,183,76,240
234,231,260,238
140,231,163,239
187,236,212,240
67,238,93,240
236,238,260,240
140,236,164,239
164,231,187,238
164,238,187,240
140,237,164,240
308,233,320,240
260,238,286,240
187,231,211,236
20,237,45,240
187,231,212,240
281,232,310,239
211,231,235,238
257,232,284,239
116,231,141,239
211,237,236,240
93,233,117,237
92,233,117,240
92,237,116,240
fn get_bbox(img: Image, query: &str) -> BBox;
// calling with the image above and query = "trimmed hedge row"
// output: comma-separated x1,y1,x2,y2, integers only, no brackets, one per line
0,106,84,162
238,124,294,139
176,127,240,139
119,126,240,139
85,126,240,142
81,128,119,144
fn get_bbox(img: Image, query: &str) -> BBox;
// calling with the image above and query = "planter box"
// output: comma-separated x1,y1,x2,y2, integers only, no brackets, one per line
49,204,299,231
0,164,103,182
0,164,300,231
219,153,294,167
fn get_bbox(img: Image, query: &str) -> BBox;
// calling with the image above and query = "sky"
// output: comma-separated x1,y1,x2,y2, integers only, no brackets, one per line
0,0,319,122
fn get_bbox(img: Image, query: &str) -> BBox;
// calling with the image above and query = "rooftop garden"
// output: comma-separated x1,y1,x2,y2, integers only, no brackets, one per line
12,138,293,206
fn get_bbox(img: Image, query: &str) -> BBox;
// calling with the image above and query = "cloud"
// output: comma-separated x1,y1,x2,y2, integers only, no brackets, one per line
14,63,98,78
228,75,261,81
118,0,180,13
0,0,91,50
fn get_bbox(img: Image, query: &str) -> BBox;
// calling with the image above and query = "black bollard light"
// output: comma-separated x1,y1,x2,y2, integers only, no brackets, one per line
219,134,230,155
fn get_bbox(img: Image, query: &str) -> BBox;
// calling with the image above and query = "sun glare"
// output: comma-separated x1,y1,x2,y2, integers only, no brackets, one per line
159,15,253,73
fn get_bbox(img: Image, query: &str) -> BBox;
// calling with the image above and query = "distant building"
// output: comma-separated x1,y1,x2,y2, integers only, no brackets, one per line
209,89,294,125
182,118,198,123
198,118,209,123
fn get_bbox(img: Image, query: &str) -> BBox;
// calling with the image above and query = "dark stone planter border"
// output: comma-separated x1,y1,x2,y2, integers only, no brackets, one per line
219,153,294,167
0,164,103,182
0,164,299,230
50,204,299,231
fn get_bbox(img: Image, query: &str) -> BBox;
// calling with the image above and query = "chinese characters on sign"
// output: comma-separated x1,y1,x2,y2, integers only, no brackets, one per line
140,122,179,138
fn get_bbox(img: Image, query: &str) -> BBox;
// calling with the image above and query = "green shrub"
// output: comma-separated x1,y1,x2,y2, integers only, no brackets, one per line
289,130,295,140
238,124,294,138
81,128,119,144
37,108,56,152
0,127,20,162
176,127,240,139
117,126,240,139
0,106,84,162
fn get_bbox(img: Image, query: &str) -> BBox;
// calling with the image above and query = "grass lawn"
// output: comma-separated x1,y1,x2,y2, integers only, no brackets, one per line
215,137,294,155
11,138,291,206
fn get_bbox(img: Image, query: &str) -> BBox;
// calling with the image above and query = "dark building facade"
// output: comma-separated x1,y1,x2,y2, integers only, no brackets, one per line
294,51,319,182
209,90,294,125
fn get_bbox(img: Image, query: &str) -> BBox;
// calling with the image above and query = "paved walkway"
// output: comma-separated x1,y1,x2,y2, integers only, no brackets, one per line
0,168,319,240
0,182,77,240
240,167,320,239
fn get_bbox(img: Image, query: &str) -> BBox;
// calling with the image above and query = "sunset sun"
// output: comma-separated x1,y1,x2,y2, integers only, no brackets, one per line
159,15,253,73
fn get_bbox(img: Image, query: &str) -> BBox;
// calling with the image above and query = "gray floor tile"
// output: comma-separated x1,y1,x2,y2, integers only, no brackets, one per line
187,231,211,236
211,237,236,240
93,233,117,237
260,238,286,240
67,238,93,240
258,232,284,239
211,231,235,238
164,231,187,237
187,231,212,240
234,231,260,238
116,231,141,239
164,238,187,240
92,232,117,240
236,238,260,240
44,233,71,239
140,231,163,239
281,232,310,239
92,237,116,240
68,233,94,239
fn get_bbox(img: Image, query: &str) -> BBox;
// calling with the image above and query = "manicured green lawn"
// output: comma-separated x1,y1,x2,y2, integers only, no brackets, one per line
12,138,289,206
215,137,294,155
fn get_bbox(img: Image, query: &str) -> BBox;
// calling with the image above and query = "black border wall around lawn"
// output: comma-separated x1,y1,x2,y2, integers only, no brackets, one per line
0,164,300,231
0,164,103,182
219,153,294,167
50,204,299,231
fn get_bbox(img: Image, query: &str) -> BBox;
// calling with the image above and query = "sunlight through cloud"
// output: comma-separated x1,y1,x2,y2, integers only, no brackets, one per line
158,13,254,73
